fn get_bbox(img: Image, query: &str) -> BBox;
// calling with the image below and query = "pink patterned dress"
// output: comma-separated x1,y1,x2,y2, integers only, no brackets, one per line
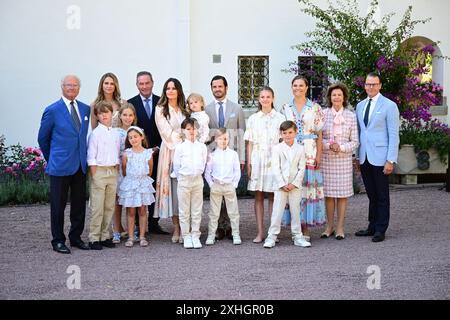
321,108,359,198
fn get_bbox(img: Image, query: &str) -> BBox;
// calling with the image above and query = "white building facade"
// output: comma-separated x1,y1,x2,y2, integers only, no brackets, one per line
1,0,448,147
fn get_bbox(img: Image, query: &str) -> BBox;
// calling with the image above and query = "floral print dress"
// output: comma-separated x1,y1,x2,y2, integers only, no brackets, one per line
280,99,326,227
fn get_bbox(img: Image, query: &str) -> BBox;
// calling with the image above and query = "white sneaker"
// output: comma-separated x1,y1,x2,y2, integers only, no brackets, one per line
263,238,276,248
232,235,242,245
192,237,202,249
205,235,215,245
293,236,311,247
183,236,193,249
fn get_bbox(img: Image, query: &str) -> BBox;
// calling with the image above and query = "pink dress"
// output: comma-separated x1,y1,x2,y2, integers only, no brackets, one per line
321,108,359,198
154,105,186,218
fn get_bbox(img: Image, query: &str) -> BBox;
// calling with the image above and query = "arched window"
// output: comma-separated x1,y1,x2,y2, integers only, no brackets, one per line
402,36,444,106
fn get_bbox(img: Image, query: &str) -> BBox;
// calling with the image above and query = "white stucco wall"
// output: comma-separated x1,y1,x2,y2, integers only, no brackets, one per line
1,0,448,147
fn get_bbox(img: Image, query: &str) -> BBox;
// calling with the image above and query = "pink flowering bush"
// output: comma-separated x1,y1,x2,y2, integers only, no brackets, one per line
287,0,449,163
0,135,49,205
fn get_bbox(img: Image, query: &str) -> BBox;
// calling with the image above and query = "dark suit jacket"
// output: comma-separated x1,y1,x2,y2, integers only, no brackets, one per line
128,94,162,148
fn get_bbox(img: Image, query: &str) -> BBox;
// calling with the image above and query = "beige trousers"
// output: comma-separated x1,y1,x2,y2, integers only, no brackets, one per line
177,175,204,239
208,182,240,237
89,166,117,242
267,188,302,240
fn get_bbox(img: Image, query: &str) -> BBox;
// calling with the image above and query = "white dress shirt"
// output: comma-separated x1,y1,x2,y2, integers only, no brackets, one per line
204,147,241,188
172,140,207,177
281,141,298,164
87,123,121,166
362,92,380,123
62,96,80,122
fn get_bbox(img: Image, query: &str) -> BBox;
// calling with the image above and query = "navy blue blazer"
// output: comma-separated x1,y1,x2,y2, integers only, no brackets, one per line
128,94,162,149
38,98,90,176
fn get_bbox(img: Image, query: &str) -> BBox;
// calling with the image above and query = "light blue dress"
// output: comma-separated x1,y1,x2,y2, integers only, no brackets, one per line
118,148,155,208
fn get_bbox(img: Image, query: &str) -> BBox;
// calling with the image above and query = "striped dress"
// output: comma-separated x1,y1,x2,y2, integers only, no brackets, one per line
321,108,359,198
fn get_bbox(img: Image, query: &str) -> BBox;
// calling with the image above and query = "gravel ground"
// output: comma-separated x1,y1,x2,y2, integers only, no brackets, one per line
0,186,449,300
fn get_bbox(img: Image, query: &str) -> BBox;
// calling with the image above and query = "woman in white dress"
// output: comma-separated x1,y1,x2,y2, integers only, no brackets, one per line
244,87,285,243
154,78,189,243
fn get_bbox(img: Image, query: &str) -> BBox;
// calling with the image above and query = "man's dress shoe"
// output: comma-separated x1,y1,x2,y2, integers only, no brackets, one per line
70,240,90,250
372,232,385,243
149,225,170,235
53,242,71,254
355,229,375,237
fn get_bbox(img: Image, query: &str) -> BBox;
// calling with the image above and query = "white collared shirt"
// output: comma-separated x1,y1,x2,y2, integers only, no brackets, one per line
215,98,227,123
172,140,207,177
281,141,299,163
204,147,241,188
362,92,380,123
87,123,121,166
62,96,80,122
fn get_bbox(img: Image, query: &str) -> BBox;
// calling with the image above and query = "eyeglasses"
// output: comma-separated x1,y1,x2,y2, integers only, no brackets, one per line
63,84,80,88
364,83,380,88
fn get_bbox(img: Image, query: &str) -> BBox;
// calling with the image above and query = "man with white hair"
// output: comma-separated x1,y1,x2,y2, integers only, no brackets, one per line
38,75,91,253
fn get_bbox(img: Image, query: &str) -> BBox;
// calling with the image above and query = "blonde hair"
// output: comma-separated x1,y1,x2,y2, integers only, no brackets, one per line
118,102,138,126
93,72,122,105
214,128,228,139
187,93,205,111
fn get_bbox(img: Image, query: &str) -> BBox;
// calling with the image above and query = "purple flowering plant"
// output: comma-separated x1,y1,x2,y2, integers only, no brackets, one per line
287,0,449,162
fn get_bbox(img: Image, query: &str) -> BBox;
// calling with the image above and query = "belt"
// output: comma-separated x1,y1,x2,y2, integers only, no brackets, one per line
213,179,229,185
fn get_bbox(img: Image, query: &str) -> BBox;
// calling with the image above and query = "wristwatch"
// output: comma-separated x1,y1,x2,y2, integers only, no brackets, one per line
387,160,394,164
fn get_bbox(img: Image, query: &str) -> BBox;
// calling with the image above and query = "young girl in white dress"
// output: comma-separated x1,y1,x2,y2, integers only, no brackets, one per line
244,86,285,243
118,126,155,247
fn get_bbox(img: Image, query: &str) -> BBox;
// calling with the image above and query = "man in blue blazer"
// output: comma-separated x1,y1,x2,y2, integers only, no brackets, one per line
355,72,399,242
38,75,91,253
128,71,168,235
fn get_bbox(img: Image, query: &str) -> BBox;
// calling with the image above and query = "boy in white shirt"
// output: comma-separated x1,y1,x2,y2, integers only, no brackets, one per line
263,120,311,248
87,101,121,250
173,118,208,249
204,128,241,245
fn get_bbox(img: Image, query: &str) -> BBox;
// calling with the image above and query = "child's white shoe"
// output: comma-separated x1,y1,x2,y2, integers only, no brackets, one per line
232,235,242,245
293,235,311,247
205,235,215,245
183,236,193,249
192,237,202,249
263,238,276,248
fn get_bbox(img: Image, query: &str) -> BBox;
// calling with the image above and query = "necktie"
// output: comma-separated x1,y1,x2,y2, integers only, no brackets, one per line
363,98,372,127
70,101,81,130
144,98,152,119
218,102,225,128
